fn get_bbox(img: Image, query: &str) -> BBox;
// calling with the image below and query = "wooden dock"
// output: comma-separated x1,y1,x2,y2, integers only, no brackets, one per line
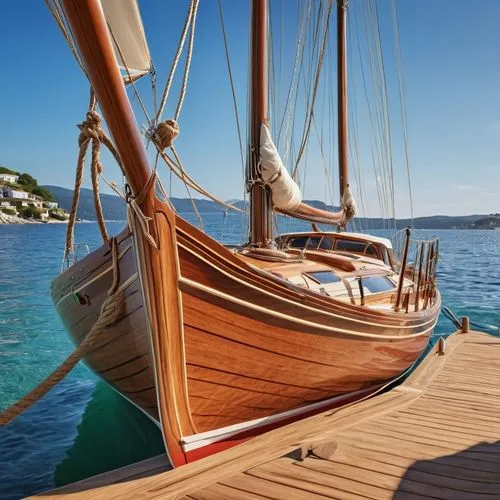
32,330,500,499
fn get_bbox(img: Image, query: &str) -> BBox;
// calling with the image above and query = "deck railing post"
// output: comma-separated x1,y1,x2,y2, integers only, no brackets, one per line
357,278,365,306
462,316,470,334
422,240,434,310
414,241,425,312
394,227,411,312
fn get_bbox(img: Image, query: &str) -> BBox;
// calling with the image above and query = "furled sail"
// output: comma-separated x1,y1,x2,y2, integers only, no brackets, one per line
259,125,355,226
101,0,151,78
259,124,302,211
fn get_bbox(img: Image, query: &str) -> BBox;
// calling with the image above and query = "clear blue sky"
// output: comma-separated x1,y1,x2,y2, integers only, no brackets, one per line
0,0,499,217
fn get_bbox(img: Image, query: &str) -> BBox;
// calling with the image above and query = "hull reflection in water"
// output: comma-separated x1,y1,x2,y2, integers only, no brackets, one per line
54,381,165,487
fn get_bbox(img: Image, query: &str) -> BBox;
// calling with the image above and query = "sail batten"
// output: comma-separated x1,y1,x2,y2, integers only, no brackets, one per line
101,0,151,77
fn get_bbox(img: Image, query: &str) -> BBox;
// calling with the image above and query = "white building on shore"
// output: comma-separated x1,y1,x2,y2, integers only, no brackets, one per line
0,182,60,222
0,173,19,184
1,187,29,199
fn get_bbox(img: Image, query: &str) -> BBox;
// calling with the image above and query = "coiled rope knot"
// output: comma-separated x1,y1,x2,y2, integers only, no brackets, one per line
77,110,104,145
153,119,179,150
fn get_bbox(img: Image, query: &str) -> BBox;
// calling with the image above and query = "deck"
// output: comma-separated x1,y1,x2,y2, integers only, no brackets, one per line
32,330,500,499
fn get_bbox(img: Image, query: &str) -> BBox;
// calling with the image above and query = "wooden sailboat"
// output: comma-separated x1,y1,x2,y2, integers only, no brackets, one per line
51,0,441,467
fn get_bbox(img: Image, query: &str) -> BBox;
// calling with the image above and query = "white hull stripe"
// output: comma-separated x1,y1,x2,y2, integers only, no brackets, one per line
180,358,419,454
180,387,374,453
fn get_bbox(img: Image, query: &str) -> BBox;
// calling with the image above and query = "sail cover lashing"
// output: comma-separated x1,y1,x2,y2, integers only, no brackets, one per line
101,0,151,78
259,124,302,211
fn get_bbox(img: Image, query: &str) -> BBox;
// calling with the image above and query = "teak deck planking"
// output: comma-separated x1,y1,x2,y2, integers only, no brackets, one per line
31,329,500,499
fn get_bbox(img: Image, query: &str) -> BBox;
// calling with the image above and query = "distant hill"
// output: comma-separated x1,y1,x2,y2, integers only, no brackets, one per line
43,185,240,221
43,185,492,229
44,185,127,220
469,214,500,229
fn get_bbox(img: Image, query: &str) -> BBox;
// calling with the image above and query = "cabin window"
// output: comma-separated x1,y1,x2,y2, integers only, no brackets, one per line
306,237,323,249
334,239,367,253
382,247,391,266
305,270,341,284
318,237,334,250
361,276,395,293
289,236,309,248
365,244,377,256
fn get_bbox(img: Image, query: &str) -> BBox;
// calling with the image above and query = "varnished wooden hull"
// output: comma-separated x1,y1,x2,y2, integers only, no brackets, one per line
52,218,440,466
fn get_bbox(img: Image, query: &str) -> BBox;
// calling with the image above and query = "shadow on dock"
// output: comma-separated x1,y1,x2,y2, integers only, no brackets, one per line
393,441,500,499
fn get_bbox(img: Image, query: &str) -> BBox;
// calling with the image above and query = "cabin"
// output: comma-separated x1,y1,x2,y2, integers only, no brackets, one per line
277,231,397,267
234,232,410,309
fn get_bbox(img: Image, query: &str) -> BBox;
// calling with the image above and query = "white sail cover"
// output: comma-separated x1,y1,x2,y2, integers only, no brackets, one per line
342,184,357,218
259,124,302,211
101,0,151,76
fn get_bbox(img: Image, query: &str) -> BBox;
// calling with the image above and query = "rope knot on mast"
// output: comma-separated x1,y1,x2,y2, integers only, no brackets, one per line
151,119,180,150
78,110,104,145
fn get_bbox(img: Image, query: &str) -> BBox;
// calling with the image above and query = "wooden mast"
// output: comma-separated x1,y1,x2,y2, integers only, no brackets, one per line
337,0,349,201
248,0,272,247
61,1,151,198
61,0,195,467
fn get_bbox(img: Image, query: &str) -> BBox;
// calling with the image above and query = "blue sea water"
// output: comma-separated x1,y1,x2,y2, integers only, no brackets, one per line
0,216,498,499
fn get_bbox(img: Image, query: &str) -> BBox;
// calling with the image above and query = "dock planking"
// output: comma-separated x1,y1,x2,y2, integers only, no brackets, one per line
31,330,500,499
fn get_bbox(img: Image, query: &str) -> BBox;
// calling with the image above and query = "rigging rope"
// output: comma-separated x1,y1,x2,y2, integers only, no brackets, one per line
175,0,199,121
391,0,414,224
373,0,396,228
292,0,332,180
155,0,198,123
217,0,245,175
346,11,366,227
146,0,238,222
150,137,243,213
276,0,309,158
352,3,384,223
45,0,86,75
64,93,125,262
